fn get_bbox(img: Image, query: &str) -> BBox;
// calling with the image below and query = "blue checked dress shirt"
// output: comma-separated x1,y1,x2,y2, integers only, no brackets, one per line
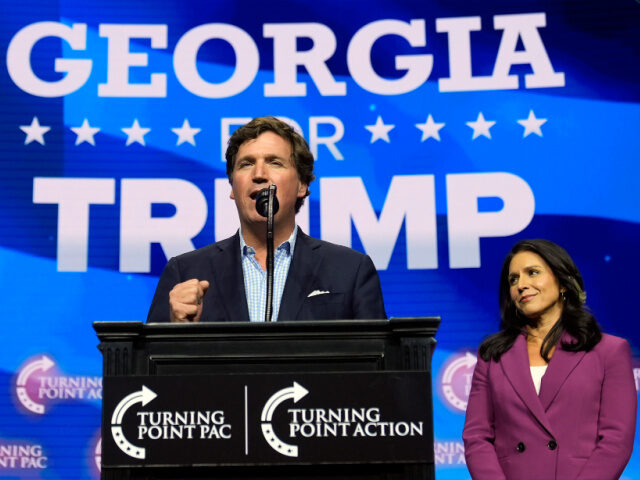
240,226,298,322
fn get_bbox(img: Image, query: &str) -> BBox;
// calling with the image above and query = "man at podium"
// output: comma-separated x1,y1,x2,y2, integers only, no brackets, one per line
147,116,386,323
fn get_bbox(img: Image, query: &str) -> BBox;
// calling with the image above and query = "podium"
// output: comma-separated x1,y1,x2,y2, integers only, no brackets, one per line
95,318,439,479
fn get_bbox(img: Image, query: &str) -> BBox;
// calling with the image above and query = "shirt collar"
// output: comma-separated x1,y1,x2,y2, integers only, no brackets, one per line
240,225,298,257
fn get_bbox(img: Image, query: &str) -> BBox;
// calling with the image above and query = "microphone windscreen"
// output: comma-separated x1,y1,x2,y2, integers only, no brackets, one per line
255,187,280,218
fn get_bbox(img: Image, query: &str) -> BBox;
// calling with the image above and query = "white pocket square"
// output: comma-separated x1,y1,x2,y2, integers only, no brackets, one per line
307,290,330,297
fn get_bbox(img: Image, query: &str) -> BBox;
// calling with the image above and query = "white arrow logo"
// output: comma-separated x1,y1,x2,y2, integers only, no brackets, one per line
94,437,102,472
16,355,55,414
442,352,477,411
261,382,308,457
111,386,157,459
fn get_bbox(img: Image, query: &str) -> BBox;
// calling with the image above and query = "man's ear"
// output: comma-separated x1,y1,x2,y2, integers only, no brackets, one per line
297,182,308,198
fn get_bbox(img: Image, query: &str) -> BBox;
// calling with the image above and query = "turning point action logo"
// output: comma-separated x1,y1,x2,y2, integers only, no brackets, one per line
15,354,102,415
263,381,425,458
260,382,309,457
439,351,477,412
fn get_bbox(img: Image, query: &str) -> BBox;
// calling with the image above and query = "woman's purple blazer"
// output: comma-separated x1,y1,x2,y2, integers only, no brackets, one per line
463,332,636,480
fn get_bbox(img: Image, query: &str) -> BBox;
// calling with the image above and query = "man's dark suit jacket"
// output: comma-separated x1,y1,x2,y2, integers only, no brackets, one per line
147,230,387,322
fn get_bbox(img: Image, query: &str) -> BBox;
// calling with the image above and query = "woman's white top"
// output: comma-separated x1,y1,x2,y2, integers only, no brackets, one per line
530,365,548,395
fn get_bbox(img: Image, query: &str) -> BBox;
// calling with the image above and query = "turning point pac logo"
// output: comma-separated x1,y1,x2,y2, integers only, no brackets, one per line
111,386,157,459
110,385,232,460
14,354,102,415
0,441,47,470
91,435,101,478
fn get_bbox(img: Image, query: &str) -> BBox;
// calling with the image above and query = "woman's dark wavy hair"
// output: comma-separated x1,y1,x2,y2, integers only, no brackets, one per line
479,239,601,362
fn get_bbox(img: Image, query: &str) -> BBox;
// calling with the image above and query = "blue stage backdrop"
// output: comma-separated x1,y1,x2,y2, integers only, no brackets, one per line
1,0,639,478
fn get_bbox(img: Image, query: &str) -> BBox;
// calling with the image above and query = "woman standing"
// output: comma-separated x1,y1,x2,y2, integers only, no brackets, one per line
463,239,636,480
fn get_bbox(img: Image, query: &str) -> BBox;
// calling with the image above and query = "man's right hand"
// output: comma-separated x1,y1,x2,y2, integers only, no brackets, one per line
169,279,210,322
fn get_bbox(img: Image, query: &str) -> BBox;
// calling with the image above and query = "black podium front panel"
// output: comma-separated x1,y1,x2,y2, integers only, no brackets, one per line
95,318,439,480
103,372,431,466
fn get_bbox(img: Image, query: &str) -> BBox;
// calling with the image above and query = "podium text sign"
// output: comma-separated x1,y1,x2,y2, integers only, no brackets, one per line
95,318,439,479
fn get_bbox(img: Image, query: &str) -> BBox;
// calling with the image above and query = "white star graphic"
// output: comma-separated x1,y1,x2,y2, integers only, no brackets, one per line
517,110,547,138
171,119,201,146
466,112,496,140
20,116,51,145
122,119,150,146
71,119,100,146
415,114,445,142
365,116,394,143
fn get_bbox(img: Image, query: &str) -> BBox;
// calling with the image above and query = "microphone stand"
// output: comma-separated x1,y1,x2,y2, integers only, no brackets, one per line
265,184,277,322
255,185,279,322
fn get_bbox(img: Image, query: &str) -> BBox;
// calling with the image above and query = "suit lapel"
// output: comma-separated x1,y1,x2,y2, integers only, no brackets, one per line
501,335,555,436
278,230,323,320
210,232,250,322
538,332,586,411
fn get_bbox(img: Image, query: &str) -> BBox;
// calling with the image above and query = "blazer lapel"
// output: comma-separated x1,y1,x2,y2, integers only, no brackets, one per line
538,332,586,411
501,335,555,436
278,230,323,320
210,232,250,322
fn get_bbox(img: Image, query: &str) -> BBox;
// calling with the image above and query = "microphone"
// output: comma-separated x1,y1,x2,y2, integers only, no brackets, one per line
255,187,279,217
255,185,278,322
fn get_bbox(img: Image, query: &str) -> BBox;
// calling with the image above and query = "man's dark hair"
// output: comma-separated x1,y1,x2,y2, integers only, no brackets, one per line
225,116,315,213
479,239,602,362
